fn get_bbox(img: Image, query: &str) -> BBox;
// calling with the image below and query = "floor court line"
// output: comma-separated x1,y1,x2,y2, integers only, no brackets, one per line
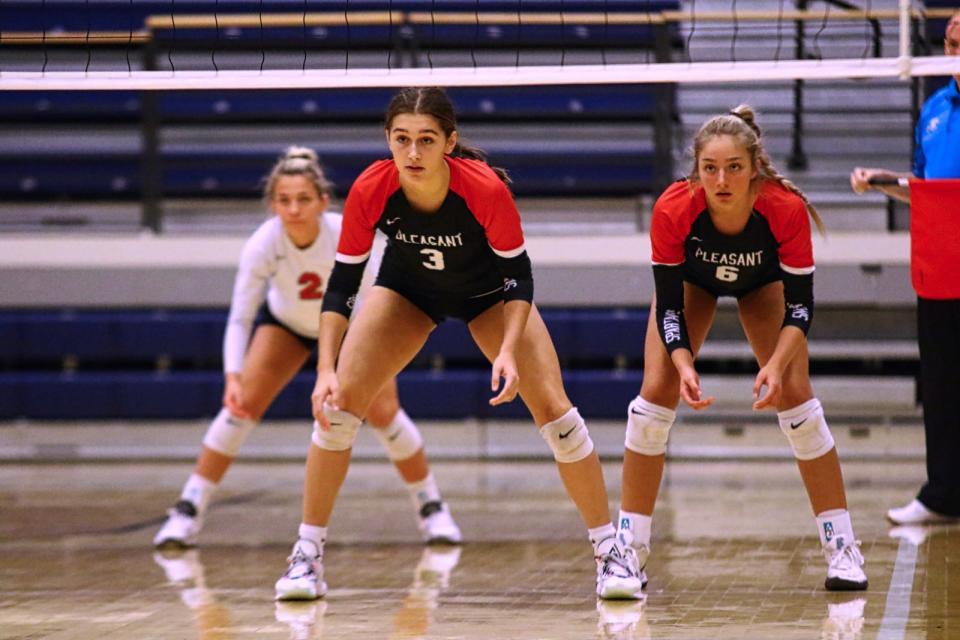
876,537,918,640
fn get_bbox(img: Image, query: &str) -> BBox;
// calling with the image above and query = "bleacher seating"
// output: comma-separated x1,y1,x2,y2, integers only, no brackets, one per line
0,305,919,421
0,1,681,32
0,1,678,203
0,307,650,419
0,86,661,124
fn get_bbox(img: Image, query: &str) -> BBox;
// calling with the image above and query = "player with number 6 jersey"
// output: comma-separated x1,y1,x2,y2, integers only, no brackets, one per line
153,146,461,553
614,105,868,593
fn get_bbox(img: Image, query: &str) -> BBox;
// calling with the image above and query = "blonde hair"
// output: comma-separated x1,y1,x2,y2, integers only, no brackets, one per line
688,104,826,235
263,146,332,201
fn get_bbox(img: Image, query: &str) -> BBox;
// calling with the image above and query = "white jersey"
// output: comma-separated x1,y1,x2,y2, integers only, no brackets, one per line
223,213,381,373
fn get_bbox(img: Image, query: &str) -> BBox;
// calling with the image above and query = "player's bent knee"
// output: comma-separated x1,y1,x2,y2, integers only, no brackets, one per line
203,408,257,457
777,398,835,460
624,396,676,456
372,409,423,461
540,407,594,463
311,409,362,451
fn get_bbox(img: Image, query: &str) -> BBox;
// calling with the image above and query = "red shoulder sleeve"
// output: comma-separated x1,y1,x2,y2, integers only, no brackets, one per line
451,158,526,258
338,160,398,262
651,181,698,266
756,182,814,275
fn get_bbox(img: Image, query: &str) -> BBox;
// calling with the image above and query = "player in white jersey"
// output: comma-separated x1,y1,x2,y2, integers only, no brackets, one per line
154,147,461,550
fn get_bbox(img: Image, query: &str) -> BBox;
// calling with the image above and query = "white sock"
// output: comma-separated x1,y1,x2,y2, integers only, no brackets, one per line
298,523,327,557
588,523,617,555
816,509,855,549
617,510,652,550
407,473,442,514
179,473,216,515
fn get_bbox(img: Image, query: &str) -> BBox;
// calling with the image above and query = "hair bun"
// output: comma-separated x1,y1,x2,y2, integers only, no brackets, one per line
284,146,318,162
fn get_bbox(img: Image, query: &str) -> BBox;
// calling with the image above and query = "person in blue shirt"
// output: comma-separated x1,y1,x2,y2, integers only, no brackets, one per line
850,11,960,527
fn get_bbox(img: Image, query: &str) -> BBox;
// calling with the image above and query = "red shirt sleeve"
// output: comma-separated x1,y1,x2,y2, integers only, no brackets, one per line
757,182,814,275
338,160,399,262
450,158,526,258
651,181,698,266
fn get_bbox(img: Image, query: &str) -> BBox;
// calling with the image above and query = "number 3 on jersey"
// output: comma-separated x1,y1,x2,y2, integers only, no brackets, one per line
420,248,445,271
715,265,739,282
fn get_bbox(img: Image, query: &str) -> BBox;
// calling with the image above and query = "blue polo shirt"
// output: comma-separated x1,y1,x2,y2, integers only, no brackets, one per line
913,79,960,178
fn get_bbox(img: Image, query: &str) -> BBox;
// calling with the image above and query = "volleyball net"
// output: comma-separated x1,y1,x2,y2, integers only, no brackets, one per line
0,2,957,89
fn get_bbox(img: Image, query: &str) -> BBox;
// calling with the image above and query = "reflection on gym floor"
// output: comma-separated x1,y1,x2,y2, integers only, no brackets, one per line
1,458,957,639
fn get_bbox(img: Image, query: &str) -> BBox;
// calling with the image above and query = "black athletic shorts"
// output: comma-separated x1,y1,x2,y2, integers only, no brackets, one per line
375,270,504,325
254,303,316,351
683,272,783,300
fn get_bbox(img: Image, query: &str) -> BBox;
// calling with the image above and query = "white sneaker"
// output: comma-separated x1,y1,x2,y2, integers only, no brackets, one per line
418,501,462,545
823,538,868,591
596,534,645,600
275,600,327,640
821,597,866,640
597,599,649,639
275,539,327,601
887,499,958,525
153,500,203,549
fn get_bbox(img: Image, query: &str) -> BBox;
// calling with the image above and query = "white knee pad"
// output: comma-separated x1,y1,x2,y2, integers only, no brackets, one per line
540,407,594,463
371,409,424,461
624,396,676,456
778,398,835,460
202,408,257,457
311,408,362,451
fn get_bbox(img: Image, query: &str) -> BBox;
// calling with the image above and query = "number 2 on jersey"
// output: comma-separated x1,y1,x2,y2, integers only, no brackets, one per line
420,248,446,271
298,272,324,299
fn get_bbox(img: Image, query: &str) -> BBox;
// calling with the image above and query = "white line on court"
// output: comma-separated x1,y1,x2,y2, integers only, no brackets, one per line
876,538,919,640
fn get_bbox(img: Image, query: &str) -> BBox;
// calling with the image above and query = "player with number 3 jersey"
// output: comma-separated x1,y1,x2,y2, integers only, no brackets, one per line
274,88,645,602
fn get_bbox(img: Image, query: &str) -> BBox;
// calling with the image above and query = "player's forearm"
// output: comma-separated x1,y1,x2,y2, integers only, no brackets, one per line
499,300,531,356
316,311,349,373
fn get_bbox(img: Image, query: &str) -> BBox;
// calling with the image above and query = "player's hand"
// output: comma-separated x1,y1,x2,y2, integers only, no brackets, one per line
489,350,520,406
311,371,340,429
850,167,896,194
752,364,783,410
222,373,253,419
677,364,714,410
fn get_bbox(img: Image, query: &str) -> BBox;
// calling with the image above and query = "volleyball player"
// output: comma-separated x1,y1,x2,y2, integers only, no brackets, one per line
273,87,644,601
153,147,461,549
615,106,868,591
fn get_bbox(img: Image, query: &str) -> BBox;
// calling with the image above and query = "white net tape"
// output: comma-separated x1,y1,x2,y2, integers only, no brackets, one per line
1,54,958,90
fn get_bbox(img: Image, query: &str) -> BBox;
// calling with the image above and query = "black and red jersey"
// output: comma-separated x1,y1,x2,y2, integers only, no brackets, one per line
322,156,532,318
650,179,816,353
651,179,814,295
